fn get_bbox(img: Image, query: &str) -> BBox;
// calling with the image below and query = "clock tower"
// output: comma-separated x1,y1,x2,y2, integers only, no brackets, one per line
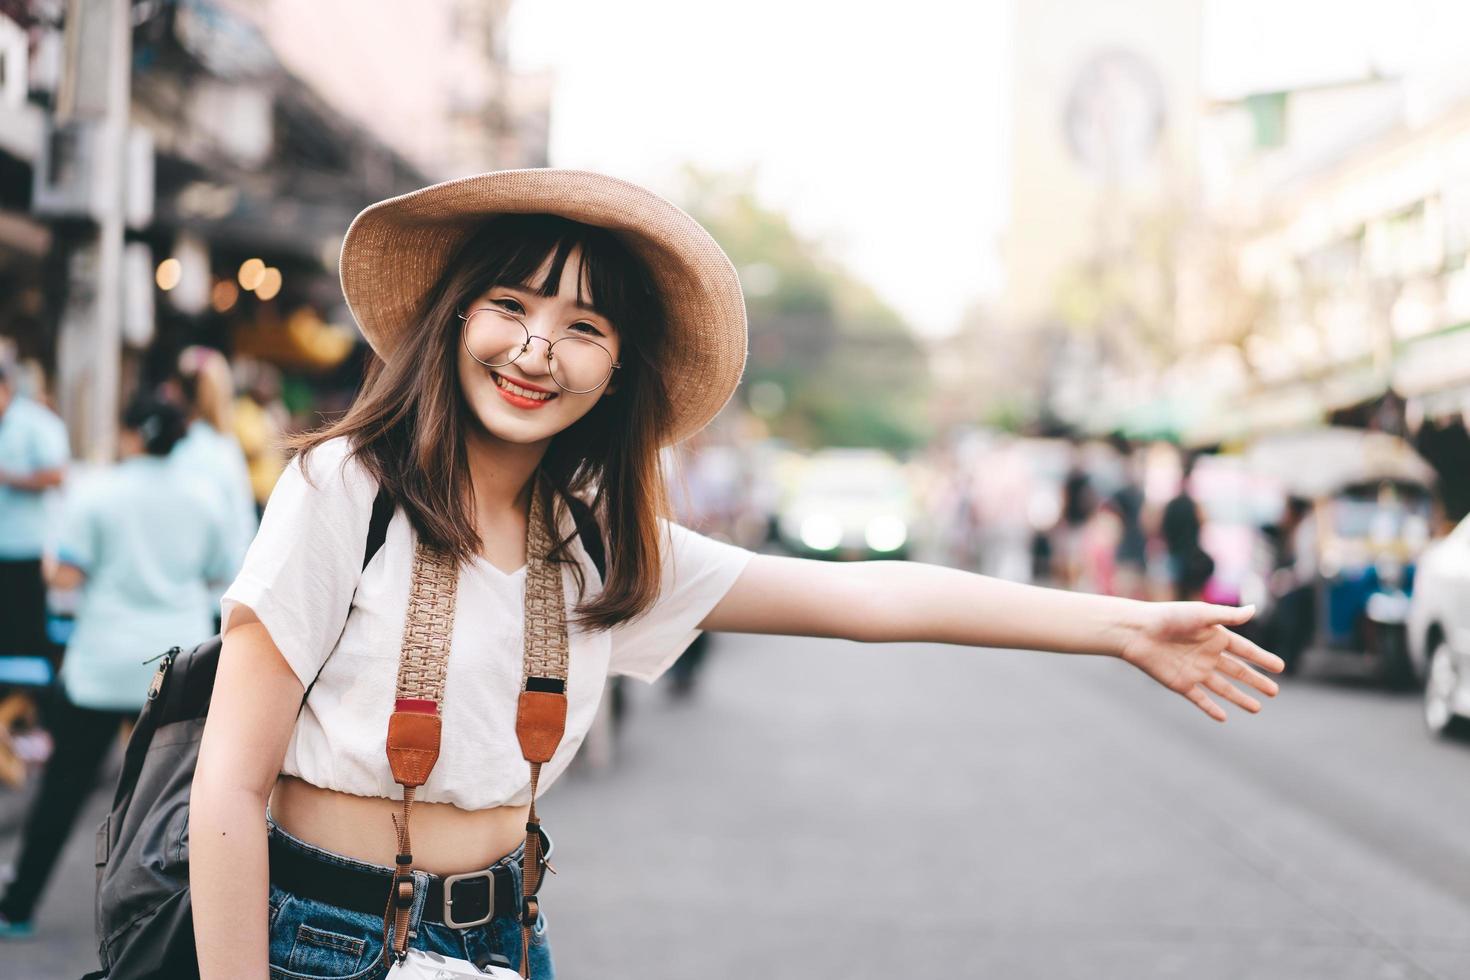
1003,0,1204,327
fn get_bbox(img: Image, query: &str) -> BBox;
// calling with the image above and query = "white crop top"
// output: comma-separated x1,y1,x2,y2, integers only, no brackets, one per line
219,436,754,810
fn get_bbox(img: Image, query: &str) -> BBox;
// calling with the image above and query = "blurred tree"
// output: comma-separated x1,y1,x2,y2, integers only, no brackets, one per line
1036,195,1270,438
679,169,930,451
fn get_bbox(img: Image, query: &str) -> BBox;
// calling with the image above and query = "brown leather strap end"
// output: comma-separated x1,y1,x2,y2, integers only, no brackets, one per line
386,710,441,787
515,690,567,763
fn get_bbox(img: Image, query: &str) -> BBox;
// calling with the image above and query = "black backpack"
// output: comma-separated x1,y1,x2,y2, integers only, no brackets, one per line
89,489,606,979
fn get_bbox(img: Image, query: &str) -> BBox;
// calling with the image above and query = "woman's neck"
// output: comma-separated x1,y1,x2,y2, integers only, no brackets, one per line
462,427,550,513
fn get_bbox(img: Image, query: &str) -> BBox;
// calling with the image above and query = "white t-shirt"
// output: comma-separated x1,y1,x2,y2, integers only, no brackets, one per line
220,436,754,810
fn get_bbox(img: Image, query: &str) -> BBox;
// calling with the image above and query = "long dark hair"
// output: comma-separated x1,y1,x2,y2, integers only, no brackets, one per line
293,214,674,631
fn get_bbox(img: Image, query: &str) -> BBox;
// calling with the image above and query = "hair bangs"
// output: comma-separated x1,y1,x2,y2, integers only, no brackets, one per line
490,220,657,341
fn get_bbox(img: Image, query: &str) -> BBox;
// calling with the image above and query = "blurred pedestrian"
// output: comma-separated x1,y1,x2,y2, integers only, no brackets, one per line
173,346,258,625
0,394,235,937
1079,499,1121,595
663,440,746,699
1108,439,1149,599
1050,448,1096,587
1265,495,1316,674
0,360,68,788
233,357,290,513
0,360,68,658
1162,453,1214,601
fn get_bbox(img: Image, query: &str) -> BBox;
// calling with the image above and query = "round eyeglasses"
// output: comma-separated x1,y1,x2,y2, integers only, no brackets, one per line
459,306,621,395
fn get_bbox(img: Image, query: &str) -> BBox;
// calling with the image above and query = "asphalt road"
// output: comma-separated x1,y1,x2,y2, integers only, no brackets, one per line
3,634,1469,979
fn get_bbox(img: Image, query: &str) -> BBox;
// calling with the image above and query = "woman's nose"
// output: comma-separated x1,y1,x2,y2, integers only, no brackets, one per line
517,333,554,376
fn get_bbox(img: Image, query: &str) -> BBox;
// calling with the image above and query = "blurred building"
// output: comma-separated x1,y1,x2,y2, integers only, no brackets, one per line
0,1,51,378
997,0,1207,432
992,0,1470,471
1004,0,1204,324
1,0,551,455
256,0,551,179
1188,62,1470,447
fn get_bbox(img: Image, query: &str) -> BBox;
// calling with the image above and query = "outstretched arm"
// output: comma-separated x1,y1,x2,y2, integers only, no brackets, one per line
700,555,1283,722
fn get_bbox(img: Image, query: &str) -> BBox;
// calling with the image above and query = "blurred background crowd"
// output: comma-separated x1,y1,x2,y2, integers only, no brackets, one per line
4,0,1470,975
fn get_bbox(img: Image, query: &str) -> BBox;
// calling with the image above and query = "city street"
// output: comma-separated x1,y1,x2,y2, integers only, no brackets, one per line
8,4,1470,980
4,630,1470,979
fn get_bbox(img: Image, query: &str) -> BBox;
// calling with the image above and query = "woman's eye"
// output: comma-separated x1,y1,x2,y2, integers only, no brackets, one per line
570,321,604,337
491,297,525,313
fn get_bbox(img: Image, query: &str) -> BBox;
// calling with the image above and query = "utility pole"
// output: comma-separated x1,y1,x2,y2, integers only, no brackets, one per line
48,0,131,462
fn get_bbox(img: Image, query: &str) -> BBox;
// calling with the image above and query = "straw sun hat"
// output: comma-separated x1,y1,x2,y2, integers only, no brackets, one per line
339,168,748,446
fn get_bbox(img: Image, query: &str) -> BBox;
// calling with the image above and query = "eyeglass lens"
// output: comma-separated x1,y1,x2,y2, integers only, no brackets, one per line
463,308,615,394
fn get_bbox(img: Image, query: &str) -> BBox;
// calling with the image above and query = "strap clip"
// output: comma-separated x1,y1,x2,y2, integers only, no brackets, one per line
394,875,416,911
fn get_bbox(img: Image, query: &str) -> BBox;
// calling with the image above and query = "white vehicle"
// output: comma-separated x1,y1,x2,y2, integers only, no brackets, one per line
776,449,916,560
1406,515,1470,738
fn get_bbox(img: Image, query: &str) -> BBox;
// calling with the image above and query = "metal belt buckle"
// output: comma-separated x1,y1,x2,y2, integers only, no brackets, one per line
442,870,496,929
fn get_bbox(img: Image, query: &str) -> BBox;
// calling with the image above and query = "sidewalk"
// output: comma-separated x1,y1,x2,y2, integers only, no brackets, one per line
0,763,112,978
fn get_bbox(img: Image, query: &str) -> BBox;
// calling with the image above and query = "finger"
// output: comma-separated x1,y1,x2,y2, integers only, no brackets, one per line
1205,671,1262,714
1224,629,1286,674
1197,602,1256,627
1186,683,1227,722
1218,653,1280,698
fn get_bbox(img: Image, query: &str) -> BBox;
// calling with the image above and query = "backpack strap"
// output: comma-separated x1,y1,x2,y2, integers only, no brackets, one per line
364,486,396,571
565,492,606,582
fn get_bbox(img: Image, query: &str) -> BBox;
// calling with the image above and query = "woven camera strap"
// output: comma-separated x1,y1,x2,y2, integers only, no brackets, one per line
381,478,571,977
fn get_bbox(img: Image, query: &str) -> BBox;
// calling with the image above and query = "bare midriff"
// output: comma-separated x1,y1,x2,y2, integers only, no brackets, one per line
269,775,530,876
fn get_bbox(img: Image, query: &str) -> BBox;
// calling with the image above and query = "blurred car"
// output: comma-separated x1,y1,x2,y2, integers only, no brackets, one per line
776,449,916,560
1406,515,1470,737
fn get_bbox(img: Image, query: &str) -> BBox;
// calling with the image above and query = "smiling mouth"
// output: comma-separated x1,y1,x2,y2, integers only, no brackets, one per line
490,370,558,403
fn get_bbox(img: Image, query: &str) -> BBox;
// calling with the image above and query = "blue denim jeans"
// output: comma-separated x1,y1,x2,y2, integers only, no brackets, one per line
266,817,554,980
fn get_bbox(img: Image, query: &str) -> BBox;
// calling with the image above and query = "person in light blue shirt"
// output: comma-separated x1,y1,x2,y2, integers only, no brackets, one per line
0,362,69,659
170,346,258,614
0,393,234,934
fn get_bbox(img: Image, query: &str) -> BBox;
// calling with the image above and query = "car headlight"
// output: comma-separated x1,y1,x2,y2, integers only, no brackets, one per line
865,516,908,553
800,515,843,551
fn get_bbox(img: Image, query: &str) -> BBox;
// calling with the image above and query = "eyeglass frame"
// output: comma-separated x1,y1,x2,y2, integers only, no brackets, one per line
457,306,622,395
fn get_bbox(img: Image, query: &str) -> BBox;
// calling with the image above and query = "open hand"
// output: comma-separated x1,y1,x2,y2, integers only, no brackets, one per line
1119,603,1284,722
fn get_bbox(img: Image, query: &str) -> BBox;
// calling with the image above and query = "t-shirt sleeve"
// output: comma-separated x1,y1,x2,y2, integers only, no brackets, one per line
607,520,755,684
32,411,69,472
219,440,376,688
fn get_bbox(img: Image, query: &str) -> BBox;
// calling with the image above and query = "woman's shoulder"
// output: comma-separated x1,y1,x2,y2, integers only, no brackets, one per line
15,394,65,432
283,435,380,507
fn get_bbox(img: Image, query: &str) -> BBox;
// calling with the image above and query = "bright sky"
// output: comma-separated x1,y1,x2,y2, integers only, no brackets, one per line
510,0,1470,340
1201,0,1470,99
509,0,1011,339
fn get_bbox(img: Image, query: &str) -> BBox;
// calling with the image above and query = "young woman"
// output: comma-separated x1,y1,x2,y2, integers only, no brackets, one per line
172,345,258,627
0,394,233,937
190,170,1283,980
